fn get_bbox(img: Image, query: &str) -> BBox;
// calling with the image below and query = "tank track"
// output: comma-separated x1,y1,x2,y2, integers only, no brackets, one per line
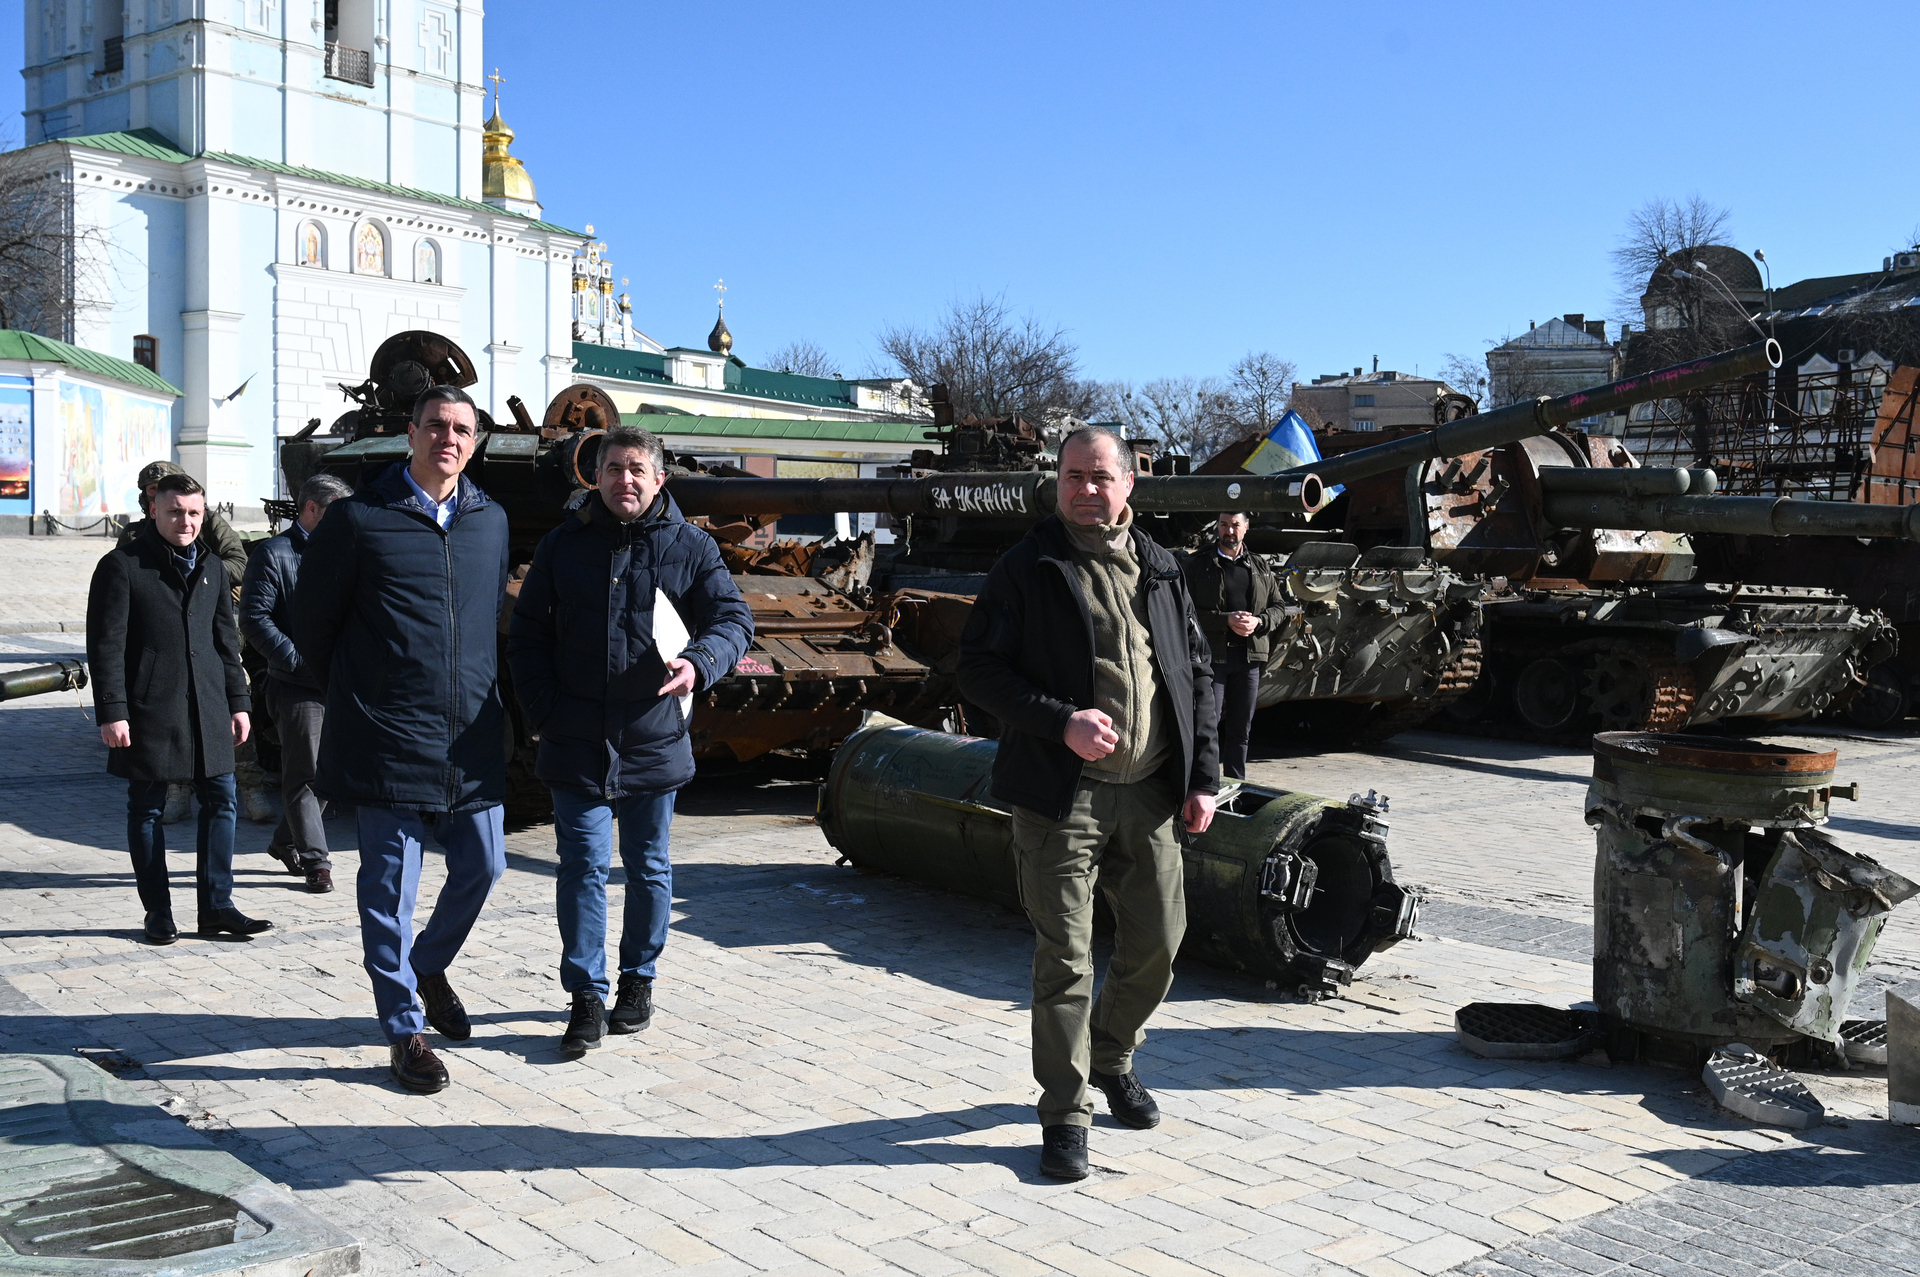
1437,637,1700,747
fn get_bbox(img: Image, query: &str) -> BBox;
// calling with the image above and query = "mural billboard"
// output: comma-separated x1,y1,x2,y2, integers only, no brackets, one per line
57,378,174,517
0,375,29,513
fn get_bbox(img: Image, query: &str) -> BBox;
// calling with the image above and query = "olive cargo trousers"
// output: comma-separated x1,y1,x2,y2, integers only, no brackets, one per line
1012,772,1186,1127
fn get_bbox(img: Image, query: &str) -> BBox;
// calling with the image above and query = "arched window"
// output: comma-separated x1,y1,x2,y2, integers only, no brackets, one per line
296,220,326,268
414,238,440,284
354,220,387,275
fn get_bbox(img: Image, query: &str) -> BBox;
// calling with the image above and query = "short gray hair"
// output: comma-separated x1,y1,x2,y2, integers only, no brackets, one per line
601,424,665,473
298,473,354,510
1058,426,1127,468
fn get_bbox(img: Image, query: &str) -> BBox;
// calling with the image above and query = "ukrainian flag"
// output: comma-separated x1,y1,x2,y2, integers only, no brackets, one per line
1243,411,1343,495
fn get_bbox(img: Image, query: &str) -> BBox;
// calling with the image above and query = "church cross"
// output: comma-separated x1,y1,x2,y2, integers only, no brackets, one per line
713,278,727,309
488,67,505,108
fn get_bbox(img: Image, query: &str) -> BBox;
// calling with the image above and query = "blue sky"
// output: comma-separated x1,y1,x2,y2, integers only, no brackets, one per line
8,1,1917,389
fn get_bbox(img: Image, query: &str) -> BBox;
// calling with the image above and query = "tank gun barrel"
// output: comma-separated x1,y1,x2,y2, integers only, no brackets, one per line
0,660,87,703
1293,339,1781,488
666,469,1328,518
1536,467,1718,497
1543,492,1920,541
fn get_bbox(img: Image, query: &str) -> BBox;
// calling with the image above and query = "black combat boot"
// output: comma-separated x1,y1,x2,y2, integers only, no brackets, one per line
560,991,606,1058
607,974,653,1034
1039,1124,1089,1180
1090,1068,1161,1129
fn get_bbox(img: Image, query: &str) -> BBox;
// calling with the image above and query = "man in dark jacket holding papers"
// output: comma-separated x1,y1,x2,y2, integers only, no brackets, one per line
507,425,753,1058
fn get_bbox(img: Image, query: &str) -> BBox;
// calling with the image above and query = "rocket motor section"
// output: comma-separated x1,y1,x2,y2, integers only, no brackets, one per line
817,715,1417,1000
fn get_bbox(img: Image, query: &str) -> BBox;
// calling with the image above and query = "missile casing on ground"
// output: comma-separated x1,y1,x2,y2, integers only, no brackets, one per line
817,715,1417,998
1587,732,1916,1065
0,661,87,703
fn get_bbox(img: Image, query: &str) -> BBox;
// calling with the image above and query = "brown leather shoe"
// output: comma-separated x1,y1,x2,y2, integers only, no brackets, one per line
389,1033,449,1093
306,866,334,893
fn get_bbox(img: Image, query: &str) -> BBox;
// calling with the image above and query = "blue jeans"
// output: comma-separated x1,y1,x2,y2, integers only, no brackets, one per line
356,805,506,1044
127,774,237,919
551,787,676,997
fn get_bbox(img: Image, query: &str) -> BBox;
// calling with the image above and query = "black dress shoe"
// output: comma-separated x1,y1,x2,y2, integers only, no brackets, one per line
197,909,272,937
560,991,605,1058
389,1033,449,1094
1040,1124,1089,1180
143,911,177,945
266,846,302,875
415,970,471,1040
1091,1068,1161,1129
607,973,653,1034
305,866,334,894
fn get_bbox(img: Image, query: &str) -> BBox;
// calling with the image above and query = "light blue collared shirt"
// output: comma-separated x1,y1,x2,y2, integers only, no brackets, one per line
403,467,459,530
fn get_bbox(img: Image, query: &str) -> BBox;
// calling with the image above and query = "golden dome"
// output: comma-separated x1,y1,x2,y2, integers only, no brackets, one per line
480,76,537,205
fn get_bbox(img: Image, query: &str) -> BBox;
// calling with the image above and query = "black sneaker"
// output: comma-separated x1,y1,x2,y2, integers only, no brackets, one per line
1039,1124,1089,1180
143,911,177,945
1090,1068,1161,1129
415,970,471,1041
560,991,606,1058
607,974,652,1034
389,1033,449,1094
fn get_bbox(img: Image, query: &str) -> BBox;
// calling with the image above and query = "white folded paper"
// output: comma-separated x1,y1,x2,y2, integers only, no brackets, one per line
652,587,694,721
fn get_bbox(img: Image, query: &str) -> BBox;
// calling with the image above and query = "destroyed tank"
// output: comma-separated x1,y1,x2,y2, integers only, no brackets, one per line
1282,338,1906,737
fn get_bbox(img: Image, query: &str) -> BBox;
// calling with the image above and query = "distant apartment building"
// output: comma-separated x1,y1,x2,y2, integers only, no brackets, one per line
1486,314,1622,413
1292,367,1459,434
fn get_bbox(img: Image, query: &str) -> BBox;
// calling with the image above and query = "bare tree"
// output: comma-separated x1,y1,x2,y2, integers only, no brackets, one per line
1103,376,1243,460
876,293,1101,423
1438,351,1489,407
1610,196,1733,308
0,137,94,338
764,338,841,379
1223,350,1298,432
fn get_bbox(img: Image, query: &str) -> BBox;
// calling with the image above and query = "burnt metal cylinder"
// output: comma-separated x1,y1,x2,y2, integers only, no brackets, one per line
817,715,1417,997
1587,732,1914,1062
0,660,87,702
1543,492,1920,541
1297,339,1781,488
666,469,1328,518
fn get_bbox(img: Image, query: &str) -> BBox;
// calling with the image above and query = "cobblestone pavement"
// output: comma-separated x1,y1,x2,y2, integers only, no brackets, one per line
3,541,1919,1276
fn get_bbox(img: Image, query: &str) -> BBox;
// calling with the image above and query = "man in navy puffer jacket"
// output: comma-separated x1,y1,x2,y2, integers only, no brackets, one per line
294,385,511,1095
507,424,752,1057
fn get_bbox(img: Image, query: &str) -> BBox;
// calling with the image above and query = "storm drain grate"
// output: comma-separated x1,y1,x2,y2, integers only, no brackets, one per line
0,1166,240,1259
1704,1043,1825,1129
1455,1002,1596,1060
1840,1019,1888,1066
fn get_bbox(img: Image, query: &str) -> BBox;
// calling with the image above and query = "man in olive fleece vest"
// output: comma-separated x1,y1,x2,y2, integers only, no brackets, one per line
957,427,1219,1181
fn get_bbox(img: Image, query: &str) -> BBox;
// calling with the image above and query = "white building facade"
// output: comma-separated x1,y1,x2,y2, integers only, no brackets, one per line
19,0,585,511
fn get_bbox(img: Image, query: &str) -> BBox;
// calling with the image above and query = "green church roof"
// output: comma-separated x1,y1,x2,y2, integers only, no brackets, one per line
48,129,586,237
573,342,911,411
0,330,181,396
629,415,935,444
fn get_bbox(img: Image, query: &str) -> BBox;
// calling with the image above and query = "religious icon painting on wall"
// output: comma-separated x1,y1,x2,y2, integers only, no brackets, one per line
297,221,324,267
355,222,386,275
415,239,440,284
